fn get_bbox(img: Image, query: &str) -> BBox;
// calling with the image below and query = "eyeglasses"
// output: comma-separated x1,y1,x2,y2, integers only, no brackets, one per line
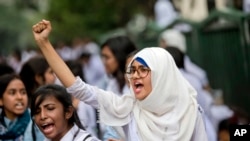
126,66,150,79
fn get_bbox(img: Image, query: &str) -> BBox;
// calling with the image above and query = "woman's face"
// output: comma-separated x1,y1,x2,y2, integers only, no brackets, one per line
101,46,118,74
44,67,56,84
0,79,28,120
34,96,73,140
128,60,152,100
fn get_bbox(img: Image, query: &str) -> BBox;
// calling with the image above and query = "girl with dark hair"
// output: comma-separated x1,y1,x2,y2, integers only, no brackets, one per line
0,74,44,141
31,84,99,141
19,56,56,102
101,36,137,95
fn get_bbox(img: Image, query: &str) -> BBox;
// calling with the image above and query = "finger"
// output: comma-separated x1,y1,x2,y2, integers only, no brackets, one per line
33,25,41,33
36,22,47,33
42,19,51,30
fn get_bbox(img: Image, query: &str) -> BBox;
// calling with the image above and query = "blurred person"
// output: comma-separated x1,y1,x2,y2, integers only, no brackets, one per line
0,74,44,141
217,118,231,141
174,0,208,22
30,84,100,141
101,36,137,95
217,106,250,141
65,60,98,138
243,0,250,12
7,48,22,74
55,41,74,61
154,0,178,29
19,56,56,104
32,19,208,141
78,41,106,89
159,28,210,90
21,48,39,64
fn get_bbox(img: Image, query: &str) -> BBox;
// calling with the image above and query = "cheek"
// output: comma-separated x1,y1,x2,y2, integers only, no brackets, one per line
105,58,118,73
45,73,55,84
144,75,152,95
34,115,40,123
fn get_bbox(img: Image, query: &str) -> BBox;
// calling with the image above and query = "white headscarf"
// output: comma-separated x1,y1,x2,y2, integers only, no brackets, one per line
160,29,187,53
97,47,198,140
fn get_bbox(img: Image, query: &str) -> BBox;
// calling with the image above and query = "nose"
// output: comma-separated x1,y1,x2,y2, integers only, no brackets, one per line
40,109,47,120
16,92,23,99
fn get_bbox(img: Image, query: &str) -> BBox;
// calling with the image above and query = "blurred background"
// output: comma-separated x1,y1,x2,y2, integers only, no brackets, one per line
0,0,250,125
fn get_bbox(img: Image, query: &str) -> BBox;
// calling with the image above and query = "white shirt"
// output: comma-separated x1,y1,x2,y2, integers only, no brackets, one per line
44,124,100,141
154,0,178,28
67,77,208,141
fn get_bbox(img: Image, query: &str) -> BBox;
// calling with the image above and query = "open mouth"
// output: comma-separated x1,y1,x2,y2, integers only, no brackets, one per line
134,82,144,94
15,102,25,109
41,123,55,134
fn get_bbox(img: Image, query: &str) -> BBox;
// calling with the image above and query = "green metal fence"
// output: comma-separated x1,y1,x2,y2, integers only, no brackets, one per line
168,9,250,113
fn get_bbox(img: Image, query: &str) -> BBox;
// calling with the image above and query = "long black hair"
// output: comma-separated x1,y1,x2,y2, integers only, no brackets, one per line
101,36,137,93
19,56,50,98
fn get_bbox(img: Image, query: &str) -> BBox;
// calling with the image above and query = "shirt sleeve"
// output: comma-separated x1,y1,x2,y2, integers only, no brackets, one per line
66,76,99,109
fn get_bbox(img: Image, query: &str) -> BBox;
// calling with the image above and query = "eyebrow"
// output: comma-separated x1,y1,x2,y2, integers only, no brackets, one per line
7,88,26,91
37,103,55,109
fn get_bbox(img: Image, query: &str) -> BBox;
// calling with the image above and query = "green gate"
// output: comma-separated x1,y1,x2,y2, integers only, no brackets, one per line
168,9,250,113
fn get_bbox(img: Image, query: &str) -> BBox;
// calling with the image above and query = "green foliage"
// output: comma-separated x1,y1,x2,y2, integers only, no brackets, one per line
46,0,155,44
0,5,27,54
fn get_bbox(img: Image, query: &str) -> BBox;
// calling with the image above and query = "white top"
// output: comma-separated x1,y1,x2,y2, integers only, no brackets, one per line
67,77,208,141
77,101,98,137
44,124,100,141
68,47,208,141
154,0,178,28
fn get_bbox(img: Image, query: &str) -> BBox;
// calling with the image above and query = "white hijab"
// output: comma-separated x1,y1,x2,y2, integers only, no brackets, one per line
97,47,198,140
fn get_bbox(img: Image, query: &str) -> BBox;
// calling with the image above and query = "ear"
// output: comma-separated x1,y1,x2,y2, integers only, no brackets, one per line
35,74,43,85
65,106,74,120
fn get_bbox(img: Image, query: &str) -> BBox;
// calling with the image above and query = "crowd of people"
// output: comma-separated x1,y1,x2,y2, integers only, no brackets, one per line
0,9,250,141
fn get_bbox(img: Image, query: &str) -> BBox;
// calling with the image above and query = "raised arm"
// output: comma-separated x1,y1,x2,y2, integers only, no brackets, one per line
32,20,75,87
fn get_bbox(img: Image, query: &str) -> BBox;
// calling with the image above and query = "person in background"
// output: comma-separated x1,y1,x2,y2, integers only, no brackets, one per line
159,28,210,90
0,74,44,141
64,60,98,138
101,36,137,95
7,48,22,74
30,84,100,141
154,0,178,29
19,56,56,104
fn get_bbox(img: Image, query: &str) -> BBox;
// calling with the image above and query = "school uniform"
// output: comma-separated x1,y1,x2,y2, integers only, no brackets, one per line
44,124,100,141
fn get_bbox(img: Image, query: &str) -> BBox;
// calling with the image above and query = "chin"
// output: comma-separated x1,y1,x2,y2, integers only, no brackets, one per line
135,95,145,101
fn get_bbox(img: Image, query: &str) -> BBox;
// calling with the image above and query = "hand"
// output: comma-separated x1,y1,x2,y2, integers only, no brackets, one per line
32,19,52,43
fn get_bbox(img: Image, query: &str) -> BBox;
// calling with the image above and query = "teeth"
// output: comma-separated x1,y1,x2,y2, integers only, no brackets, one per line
15,103,23,106
42,123,49,126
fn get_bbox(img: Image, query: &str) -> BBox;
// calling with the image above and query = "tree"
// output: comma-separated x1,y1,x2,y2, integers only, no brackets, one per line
46,0,156,44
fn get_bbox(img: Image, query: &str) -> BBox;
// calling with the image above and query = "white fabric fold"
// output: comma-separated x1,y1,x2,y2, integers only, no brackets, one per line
97,47,198,140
